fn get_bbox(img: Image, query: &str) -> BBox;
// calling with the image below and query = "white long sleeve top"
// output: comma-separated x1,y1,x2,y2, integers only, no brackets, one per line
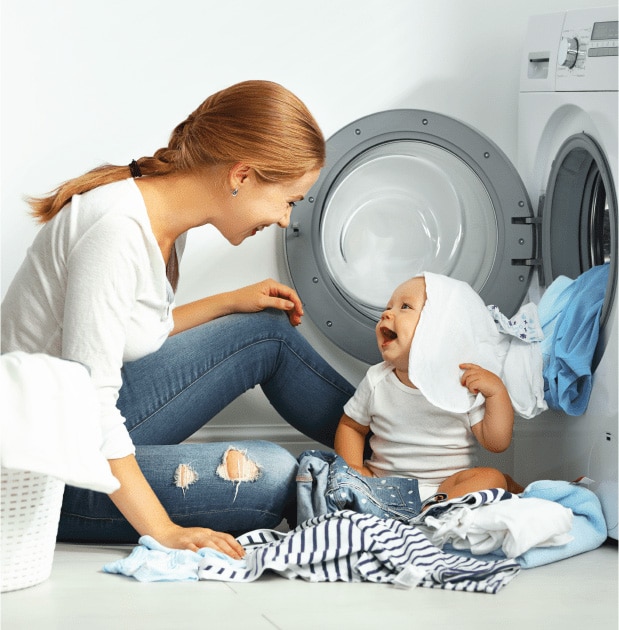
2,179,185,459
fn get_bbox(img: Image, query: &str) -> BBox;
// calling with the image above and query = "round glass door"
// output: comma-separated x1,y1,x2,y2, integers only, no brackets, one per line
320,140,497,320
284,110,535,364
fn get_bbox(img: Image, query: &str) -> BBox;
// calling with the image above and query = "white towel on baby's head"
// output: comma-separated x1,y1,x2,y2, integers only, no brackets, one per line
408,272,546,419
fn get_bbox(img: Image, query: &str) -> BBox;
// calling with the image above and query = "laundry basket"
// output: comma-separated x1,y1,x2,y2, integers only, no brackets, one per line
1,469,65,592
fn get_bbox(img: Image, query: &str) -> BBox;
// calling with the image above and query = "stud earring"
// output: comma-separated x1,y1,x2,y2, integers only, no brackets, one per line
232,188,238,197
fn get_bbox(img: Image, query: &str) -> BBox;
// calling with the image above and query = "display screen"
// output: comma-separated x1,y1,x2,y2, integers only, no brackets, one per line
592,21,618,40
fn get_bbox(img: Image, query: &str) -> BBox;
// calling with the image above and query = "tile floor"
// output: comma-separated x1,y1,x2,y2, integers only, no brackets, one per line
1,538,617,630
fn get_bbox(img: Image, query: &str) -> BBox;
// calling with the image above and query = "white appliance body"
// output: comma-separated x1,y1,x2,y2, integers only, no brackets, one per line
516,6,618,539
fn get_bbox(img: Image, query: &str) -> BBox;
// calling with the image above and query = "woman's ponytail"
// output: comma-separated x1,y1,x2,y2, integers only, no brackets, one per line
29,80,325,223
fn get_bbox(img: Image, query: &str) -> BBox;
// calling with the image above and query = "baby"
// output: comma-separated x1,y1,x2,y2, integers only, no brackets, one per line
334,274,522,505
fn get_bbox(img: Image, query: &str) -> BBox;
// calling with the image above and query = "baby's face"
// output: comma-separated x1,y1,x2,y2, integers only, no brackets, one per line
375,277,427,372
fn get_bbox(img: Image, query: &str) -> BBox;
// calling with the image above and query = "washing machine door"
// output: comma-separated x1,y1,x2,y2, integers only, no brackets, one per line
540,132,617,363
284,110,535,364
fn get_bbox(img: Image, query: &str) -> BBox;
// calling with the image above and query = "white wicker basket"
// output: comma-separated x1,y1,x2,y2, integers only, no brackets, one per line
1,469,65,592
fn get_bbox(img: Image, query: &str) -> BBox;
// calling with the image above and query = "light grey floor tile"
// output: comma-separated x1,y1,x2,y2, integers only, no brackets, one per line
1,541,617,630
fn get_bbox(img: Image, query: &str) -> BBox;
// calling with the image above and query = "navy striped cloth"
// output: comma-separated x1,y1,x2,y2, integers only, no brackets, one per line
411,487,511,522
198,509,520,593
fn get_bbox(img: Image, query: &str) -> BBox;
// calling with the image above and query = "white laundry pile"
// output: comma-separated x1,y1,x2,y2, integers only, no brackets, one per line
413,481,608,568
416,495,573,558
1,352,119,493
408,272,547,419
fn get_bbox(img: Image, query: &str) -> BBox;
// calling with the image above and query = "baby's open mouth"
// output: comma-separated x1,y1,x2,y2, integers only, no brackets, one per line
381,327,397,341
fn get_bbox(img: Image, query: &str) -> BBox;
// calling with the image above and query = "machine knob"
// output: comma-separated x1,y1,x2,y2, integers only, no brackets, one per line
558,37,579,68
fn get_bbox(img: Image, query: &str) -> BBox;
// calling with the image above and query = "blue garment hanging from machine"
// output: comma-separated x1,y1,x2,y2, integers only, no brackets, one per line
538,263,609,416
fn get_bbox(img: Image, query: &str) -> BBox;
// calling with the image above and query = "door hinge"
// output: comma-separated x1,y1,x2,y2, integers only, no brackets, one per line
510,199,545,286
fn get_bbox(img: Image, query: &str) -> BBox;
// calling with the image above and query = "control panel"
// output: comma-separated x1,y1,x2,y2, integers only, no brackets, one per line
521,7,618,93
557,18,618,79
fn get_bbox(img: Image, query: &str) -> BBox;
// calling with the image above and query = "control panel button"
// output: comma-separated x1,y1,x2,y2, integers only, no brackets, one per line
558,36,579,68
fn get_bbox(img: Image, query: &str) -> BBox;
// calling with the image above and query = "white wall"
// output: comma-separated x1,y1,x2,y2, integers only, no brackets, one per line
1,0,606,452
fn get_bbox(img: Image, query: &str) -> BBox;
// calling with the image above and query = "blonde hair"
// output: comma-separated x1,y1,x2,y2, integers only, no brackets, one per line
29,80,325,222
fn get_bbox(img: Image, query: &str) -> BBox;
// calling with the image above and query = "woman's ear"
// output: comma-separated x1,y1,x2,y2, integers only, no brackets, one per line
228,162,252,191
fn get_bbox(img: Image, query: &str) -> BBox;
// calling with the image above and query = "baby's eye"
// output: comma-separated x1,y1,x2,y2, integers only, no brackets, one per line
401,303,411,310
288,201,297,208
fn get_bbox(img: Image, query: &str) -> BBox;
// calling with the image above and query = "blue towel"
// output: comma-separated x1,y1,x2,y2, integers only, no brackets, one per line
515,480,608,568
538,264,609,415
102,535,245,582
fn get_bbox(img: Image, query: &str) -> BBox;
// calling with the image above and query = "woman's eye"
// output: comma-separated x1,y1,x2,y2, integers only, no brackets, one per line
288,201,297,208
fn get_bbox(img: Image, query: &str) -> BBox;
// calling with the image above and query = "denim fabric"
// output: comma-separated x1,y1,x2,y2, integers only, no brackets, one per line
59,309,355,542
296,450,422,524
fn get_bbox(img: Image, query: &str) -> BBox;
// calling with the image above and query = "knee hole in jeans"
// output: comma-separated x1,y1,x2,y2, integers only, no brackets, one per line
216,447,262,483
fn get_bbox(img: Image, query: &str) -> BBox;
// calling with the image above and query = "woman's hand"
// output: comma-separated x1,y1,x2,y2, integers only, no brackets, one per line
171,277,304,334
155,523,245,558
230,278,304,326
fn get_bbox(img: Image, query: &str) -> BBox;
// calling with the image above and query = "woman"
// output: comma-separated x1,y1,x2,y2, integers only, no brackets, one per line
1,80,355,558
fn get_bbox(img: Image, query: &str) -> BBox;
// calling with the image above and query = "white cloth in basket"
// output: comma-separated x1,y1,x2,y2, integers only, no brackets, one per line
1,352,119,493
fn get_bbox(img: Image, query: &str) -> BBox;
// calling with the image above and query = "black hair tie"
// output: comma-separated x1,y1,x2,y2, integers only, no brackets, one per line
129,159,143,178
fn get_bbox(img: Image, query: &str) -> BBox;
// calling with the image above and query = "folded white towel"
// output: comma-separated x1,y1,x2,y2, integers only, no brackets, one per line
420,496,573,558
1,352,119,493
408,272,547,418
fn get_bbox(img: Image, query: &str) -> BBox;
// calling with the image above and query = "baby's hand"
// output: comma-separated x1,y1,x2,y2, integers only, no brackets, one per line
459,363,506,398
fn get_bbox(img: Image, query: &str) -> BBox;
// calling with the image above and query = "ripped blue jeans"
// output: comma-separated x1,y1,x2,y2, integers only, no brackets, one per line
58,310,355,543
296,450,423,524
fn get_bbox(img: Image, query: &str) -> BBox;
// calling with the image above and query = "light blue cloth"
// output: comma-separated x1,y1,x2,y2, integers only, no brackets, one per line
102,535,245,582
514,480,608,568
538,264,609,415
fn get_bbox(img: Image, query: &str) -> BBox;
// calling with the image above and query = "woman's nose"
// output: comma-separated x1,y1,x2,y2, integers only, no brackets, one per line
278,210,291,228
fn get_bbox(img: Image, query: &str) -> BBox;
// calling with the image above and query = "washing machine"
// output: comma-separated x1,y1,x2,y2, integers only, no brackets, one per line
282,6,617,538
516,5,618,540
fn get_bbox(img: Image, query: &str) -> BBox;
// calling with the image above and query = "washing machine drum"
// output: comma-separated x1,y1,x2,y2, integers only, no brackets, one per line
284,110,536,364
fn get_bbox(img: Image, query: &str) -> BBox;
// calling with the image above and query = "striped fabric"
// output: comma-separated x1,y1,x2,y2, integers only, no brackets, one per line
412,487,511,523
198,510,520,593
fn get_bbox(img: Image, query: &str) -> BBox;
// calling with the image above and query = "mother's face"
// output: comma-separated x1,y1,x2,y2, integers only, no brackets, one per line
219,168,320,246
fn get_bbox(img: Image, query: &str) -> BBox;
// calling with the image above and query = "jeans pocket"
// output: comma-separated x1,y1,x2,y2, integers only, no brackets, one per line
366,477,422,520
327,467,422,522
